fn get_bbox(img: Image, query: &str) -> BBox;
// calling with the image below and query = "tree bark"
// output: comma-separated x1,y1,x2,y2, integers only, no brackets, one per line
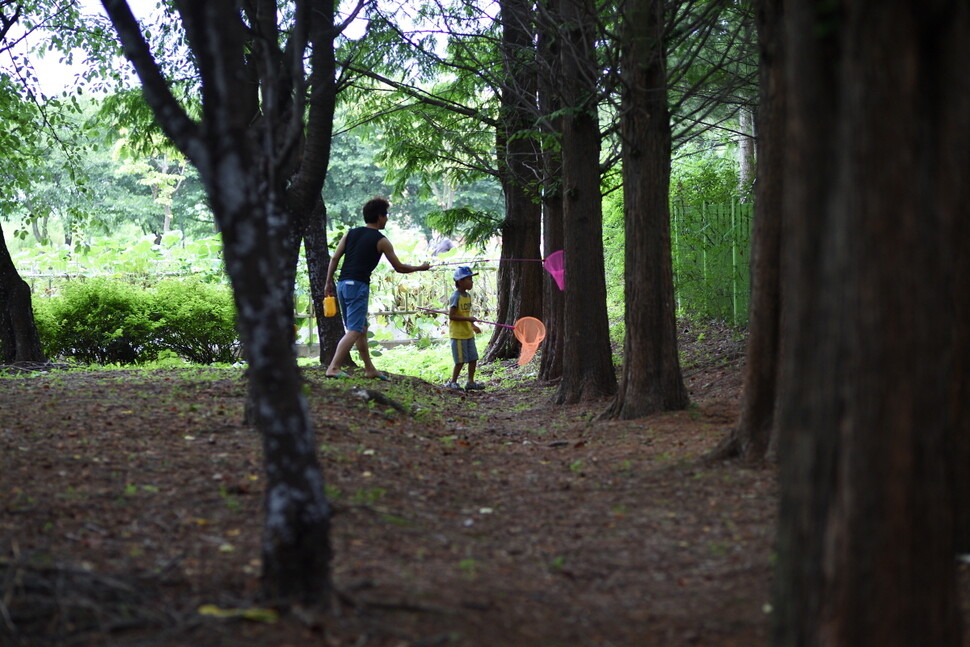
737,106,754,193
537,0,564,383
553,0,616,404
601,0,687,420
101,0,333,607
707,0,783,463
0,226,46,365
772,1,967,645
305,199,344,366
482,0,544,364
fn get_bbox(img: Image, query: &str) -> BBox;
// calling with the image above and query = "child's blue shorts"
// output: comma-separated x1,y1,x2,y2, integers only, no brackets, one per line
451,337,478,364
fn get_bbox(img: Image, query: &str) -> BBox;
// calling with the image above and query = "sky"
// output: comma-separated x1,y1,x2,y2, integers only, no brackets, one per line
12,0,156,95
21,1,366,96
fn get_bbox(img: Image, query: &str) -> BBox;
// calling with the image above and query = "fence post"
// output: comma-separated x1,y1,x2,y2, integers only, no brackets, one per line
731,200,738,326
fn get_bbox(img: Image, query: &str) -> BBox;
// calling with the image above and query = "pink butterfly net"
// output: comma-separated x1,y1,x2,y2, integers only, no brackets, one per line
543,250,565,290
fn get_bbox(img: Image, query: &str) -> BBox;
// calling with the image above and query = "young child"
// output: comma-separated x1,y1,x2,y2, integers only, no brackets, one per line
446,266,485,391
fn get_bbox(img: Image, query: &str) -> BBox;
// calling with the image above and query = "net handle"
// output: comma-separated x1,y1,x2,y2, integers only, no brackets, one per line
431,252,559,267
416,307,514,329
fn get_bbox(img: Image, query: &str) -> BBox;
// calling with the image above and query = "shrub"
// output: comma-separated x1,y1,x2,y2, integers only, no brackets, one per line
152,278,240,364
35,279,161,364
32,277,241,366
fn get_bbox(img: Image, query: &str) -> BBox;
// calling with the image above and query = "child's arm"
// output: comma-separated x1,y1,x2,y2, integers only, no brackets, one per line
448,291,479,333
449,307,481,334
449,306,476,323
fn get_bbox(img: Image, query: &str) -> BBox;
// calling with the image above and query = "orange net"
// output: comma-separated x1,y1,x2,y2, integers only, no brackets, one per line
513,317,546,365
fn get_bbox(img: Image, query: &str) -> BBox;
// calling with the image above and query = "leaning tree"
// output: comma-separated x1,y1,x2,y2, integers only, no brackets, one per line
101,0,339,606
707,0,783,463
0,79,45,365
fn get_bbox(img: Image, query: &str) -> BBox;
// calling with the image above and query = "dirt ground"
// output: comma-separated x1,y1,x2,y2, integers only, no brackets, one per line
0,324,945,646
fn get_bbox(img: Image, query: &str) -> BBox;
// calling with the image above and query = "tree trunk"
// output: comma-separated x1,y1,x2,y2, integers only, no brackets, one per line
553,0,616,404
0,226,46,364
537,0,564,383
601,0,687,420
101,0,334,607
707,0,783,463
212,174,332,606
772,1,967,645
482,174,543,364
482,0,543,364
30,213,49,245
737,106,755,194
305,200,344,366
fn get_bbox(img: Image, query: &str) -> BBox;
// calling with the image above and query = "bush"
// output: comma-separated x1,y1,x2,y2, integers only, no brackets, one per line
152,278,240,364
35,279,161,364
32,277,241,366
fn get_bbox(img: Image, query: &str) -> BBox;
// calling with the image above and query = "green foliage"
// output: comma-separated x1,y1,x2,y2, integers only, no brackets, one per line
152,278,240,365
601,151,752,330
601,186,627,349
336,5,505,228
377,339,456,383
425,206,503,251
33,277,240,366
1,95,211,244
322,121,503,235
667,0,758,152
34,279,161,365
667,143,753,325
13,232,227,288
671,148,743,207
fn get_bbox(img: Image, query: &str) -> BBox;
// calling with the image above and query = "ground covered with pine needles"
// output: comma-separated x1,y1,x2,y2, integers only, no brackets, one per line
2,325,962,646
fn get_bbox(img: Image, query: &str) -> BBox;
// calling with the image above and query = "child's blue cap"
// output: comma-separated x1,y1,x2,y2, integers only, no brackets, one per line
453,266,478,281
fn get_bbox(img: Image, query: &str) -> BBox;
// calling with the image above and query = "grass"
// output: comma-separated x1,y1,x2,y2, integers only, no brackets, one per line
5,335,546,402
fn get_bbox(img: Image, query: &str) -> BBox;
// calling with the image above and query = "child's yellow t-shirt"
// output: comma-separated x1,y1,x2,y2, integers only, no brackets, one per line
448,290,475,340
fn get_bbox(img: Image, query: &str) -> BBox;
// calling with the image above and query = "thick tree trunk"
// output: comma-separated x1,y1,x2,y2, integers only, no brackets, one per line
482,0,543,364
707,0,783,463
601,0,687,420
0,227,46,364
538,189,564,381
553,0,616,404
221,195,331,604
101,0,334,608
946,11,970,558
772,2,967,645
537,0,564,383
482,175,543,364
205,153,333,606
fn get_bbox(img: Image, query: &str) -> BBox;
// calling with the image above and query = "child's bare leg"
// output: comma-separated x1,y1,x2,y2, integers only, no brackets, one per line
467,361,477,383
451,364,463,383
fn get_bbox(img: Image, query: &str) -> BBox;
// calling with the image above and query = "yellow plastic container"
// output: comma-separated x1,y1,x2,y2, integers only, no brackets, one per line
323,296,337,318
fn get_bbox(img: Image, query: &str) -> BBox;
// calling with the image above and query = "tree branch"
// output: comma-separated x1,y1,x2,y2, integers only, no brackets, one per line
100,0,203,166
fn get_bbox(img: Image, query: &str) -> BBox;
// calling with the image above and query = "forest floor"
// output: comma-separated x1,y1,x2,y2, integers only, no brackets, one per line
1,324,964,647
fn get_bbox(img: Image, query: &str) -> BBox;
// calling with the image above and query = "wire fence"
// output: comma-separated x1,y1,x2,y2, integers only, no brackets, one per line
671,200,753,327
19,201,753,335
